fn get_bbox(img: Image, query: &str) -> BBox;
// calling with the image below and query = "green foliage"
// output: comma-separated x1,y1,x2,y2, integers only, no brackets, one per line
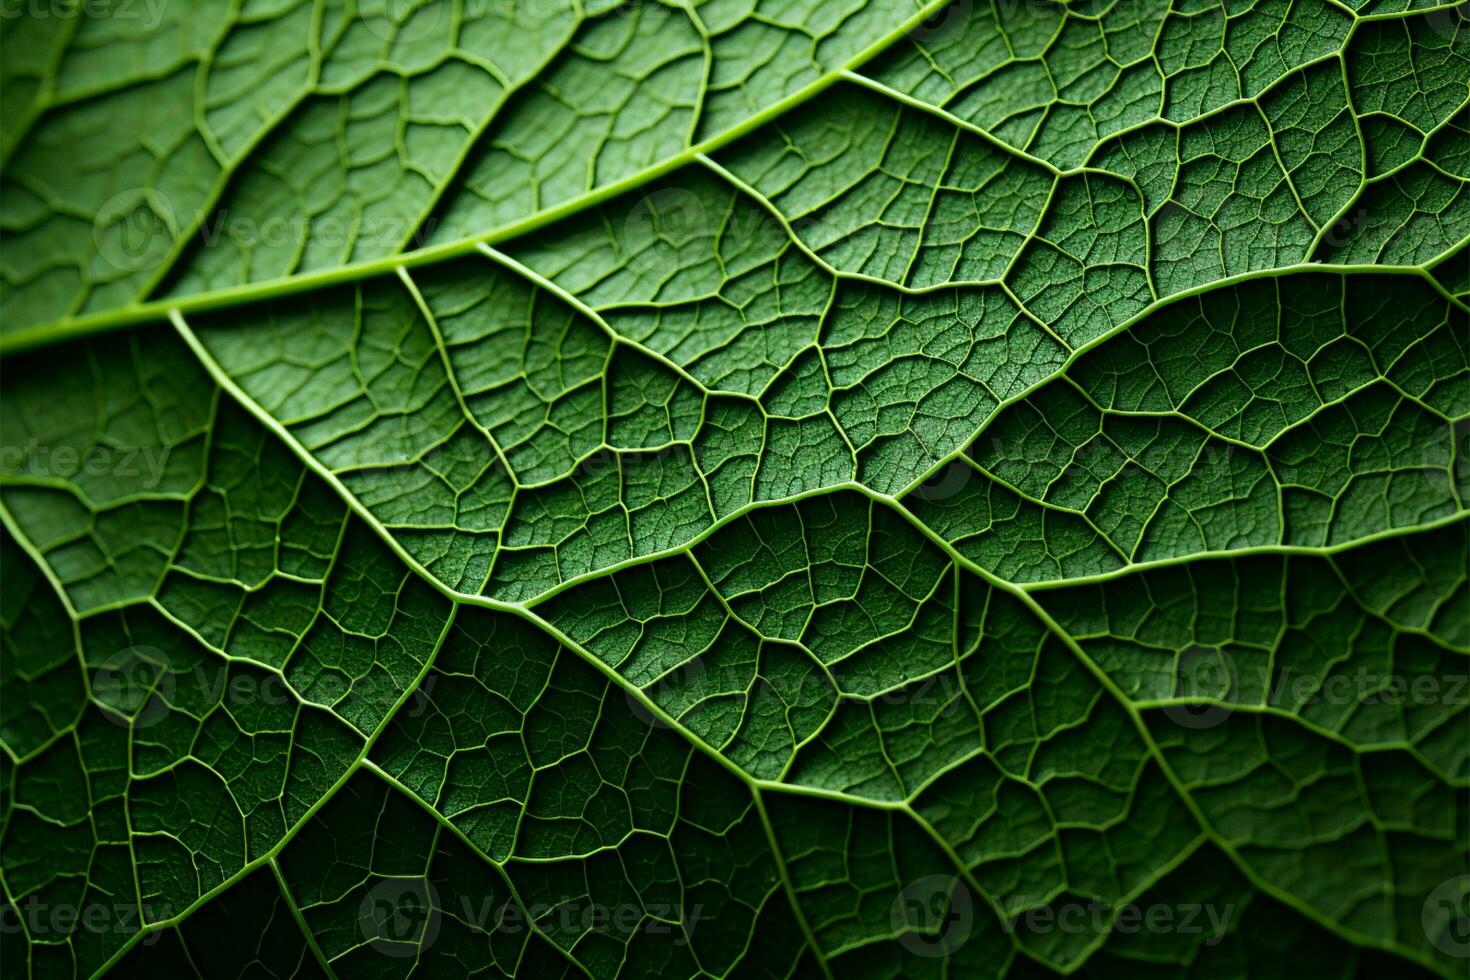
1,1,1467,978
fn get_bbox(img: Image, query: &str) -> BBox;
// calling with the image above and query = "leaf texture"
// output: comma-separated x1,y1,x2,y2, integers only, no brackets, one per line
1,1,1467,978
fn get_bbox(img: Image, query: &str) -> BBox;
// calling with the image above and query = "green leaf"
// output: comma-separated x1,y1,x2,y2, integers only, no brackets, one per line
2,1,1467,978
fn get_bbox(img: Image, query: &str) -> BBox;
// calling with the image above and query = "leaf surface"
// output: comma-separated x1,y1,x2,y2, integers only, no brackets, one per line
2,2,1467,978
